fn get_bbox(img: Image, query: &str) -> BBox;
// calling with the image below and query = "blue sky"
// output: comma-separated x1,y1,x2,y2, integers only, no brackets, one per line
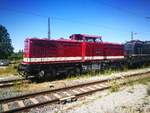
0,0,150,52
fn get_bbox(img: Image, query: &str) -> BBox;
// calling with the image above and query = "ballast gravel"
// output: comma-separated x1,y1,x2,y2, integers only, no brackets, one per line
60,84,150,113
0,67,150,113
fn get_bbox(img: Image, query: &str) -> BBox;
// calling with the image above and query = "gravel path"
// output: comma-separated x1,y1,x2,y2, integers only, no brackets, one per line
61,83,150,113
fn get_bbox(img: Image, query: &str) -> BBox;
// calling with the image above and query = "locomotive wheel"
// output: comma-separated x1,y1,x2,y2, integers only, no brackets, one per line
50,68,56,78
75,67,81,75
67,69,75,77
38,70,45,78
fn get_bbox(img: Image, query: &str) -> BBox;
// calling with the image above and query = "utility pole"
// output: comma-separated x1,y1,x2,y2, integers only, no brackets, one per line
131,32,138,41
48,17,51,39
131,32,133,40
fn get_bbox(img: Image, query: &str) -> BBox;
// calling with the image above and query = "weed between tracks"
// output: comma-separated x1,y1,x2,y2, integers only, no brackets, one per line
66,68,121,81
14,80,29,91
147,87,150,96
101,68,117,75
110,80,120,92
110,72,150,93
13,81,51,93
121,76,150,95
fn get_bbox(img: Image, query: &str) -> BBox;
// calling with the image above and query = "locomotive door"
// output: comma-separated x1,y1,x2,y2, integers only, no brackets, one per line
84,38,103,61
85,42,94,61
94,41,104,60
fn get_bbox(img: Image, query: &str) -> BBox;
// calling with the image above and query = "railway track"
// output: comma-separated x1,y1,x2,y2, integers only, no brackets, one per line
0,71,150,113
0,77,30,88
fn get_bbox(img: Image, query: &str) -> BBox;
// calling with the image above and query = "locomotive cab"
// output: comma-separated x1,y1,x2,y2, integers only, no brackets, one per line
70,34,102,43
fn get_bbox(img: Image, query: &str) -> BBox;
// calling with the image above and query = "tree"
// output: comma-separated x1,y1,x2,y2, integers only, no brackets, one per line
9,50,23,60
0,25,13,59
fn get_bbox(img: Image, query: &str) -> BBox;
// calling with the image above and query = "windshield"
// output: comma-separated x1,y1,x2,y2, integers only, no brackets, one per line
85,37,102,42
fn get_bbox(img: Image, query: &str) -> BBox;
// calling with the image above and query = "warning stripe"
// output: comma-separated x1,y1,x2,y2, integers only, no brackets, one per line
23,56,124,63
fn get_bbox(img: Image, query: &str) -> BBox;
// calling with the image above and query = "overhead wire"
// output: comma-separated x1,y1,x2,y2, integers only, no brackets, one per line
0,6,132,33
0,2,149,35
98,1,144,18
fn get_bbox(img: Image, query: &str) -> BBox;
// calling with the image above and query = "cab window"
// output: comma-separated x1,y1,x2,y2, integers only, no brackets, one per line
95,38,102,42
84,37,94,42
76,37,83,42
85,37,102,42
86,37,95,42
73,35,84,42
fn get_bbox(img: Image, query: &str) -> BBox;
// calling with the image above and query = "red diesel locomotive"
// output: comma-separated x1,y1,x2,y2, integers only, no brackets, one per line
18,34,125,78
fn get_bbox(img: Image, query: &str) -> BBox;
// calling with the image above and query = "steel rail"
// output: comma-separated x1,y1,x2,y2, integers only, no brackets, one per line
0,80,30,88
0,77,26,84
0,77,31,88
1,71,150,103
0,71,150,113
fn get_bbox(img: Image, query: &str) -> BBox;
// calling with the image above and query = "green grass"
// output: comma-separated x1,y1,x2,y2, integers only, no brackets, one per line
65,66,134,81
123,76,150,93
100,68,118,75
122,66,129,72
13,80,29,91
66,72,93,80
0,64,18,76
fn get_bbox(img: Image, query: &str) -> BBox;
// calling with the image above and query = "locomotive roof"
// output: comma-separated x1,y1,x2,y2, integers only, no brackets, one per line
125,40,144,45
25,37,122,45
81,34,102,38
25,34,102,42
25,37,77,42
70,34,102,39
